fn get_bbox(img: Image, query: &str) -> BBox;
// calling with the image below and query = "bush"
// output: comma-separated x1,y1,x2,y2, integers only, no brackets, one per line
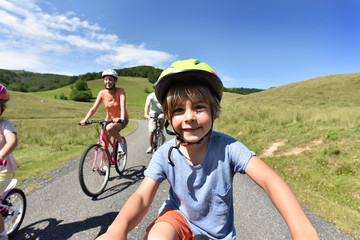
71,90,92,102
70,79,92,102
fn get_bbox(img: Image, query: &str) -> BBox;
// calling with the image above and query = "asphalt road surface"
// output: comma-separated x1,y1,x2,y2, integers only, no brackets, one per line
12,120,358,240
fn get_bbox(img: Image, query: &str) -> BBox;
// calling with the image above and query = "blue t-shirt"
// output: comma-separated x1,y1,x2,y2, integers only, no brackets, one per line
144,131,256,239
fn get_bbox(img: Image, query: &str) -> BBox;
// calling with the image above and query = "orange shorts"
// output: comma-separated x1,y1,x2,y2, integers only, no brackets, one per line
146,208,194,240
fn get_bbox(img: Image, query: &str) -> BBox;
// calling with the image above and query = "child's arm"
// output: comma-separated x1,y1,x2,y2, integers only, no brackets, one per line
245,156,319,240
96,177,160,240
0,132,17,160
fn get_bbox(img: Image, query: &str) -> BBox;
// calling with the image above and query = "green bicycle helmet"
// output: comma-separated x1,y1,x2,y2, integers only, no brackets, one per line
154,59,223,105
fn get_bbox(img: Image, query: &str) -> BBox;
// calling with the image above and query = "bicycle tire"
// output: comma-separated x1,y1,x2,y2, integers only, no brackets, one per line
115,137,127,175
78,144,110,197
1,188,26,237
153,130,164,152
152,131,158,151
157,130,165,148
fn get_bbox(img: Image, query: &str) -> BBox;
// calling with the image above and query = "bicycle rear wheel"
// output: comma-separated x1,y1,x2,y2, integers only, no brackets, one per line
1,188,26,237
115,137,127,175
78,144,110,197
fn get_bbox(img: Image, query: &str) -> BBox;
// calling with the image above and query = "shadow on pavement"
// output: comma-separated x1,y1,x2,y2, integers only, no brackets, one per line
92,165,146,201
11,212,118,240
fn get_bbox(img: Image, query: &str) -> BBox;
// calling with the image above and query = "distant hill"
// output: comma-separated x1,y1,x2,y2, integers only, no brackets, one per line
0,65,163,93
0,69,70,92
0,66,264,95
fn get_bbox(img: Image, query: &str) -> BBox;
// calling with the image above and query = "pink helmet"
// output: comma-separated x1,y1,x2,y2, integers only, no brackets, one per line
0,84,9,102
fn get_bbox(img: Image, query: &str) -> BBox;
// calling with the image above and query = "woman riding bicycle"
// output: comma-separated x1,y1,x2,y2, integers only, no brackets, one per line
0,84,18,240
80,69,129,153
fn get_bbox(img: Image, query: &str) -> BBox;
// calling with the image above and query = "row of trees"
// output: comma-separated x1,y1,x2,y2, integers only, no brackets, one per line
0,69,71,92
224,87,263,95
1,66,264,102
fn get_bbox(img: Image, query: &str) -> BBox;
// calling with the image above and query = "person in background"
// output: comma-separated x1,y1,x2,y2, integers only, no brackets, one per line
144,91,164,153
0,84,18,240
96,59,319,240
80,69,128,153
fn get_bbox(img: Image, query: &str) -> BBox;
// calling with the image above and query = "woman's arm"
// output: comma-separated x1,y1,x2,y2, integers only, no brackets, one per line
245,156,319,240
119,90,126,120
96,177,160,240
0,132,17,159
80,91,102,124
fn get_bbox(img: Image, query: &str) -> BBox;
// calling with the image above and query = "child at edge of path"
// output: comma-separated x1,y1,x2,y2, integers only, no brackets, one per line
96,59,319,240
80,69,129,153
0,84,18,240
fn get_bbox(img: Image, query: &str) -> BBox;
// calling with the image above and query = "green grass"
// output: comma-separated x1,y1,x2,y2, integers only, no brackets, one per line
3,73,360,238
215,73,360,237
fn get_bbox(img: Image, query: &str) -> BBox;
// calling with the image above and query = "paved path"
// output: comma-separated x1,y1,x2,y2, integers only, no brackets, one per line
13,120,358,240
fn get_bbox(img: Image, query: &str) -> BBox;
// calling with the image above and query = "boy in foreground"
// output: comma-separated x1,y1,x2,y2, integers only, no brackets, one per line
97,59,319,240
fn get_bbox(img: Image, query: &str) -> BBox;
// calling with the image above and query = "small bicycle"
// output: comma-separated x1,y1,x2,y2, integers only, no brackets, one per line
0,160,26,237
151,116,165,153
78,119,128,197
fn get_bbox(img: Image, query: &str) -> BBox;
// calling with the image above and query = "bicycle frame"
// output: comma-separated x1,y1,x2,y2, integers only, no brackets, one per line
85,120,126,170
0,179,17,202
97,126,117,166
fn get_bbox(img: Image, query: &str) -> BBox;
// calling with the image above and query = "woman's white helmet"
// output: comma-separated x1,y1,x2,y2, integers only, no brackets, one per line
102,69,118,79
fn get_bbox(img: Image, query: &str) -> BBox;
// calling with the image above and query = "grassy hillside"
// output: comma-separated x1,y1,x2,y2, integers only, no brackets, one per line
28,76,153,119
215,73,360,237
2,73,359,238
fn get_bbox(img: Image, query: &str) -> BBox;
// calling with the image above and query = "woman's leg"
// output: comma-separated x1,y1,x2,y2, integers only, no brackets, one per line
106,122,123,143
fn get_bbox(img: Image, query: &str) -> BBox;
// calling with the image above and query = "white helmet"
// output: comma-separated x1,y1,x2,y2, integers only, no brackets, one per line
102,69,118,79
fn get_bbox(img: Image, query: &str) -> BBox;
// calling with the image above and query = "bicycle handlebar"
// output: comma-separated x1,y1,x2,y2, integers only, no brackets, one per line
78,119,124,126
0,159,7,167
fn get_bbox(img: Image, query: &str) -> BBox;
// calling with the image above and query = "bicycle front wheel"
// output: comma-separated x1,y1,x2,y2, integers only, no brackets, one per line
115,137,127,175
78,144,110,197
154,130,165,151
1,188,26,237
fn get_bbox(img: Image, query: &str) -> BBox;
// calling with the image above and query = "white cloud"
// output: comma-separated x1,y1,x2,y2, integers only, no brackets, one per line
0,51,46,70
0,0,175,72
96,43,176,67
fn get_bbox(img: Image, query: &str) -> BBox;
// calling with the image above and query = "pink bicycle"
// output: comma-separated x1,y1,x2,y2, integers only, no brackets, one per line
0,160,26,237
78,119,127,197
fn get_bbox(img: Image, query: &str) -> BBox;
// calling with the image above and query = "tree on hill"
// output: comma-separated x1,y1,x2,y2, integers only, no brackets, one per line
70,79,92,102
224,87,264,95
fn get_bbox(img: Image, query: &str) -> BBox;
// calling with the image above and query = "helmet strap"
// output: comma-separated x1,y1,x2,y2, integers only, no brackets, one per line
165,118,213,167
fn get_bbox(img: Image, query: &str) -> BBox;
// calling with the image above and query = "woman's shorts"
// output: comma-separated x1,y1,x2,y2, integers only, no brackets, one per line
120,119,128,129
146,208,194,240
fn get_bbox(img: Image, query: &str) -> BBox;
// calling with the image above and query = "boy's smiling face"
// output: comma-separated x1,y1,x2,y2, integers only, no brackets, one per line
171,97,212,143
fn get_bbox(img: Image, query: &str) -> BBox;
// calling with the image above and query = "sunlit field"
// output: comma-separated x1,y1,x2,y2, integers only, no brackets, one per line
4,73,360,238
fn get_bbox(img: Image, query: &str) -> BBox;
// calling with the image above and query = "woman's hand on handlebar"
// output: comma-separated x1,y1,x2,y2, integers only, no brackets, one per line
112,118,124,124
79,119,88,126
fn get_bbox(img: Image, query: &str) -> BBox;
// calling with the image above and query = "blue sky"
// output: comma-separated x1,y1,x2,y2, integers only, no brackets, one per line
0,0,359,89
